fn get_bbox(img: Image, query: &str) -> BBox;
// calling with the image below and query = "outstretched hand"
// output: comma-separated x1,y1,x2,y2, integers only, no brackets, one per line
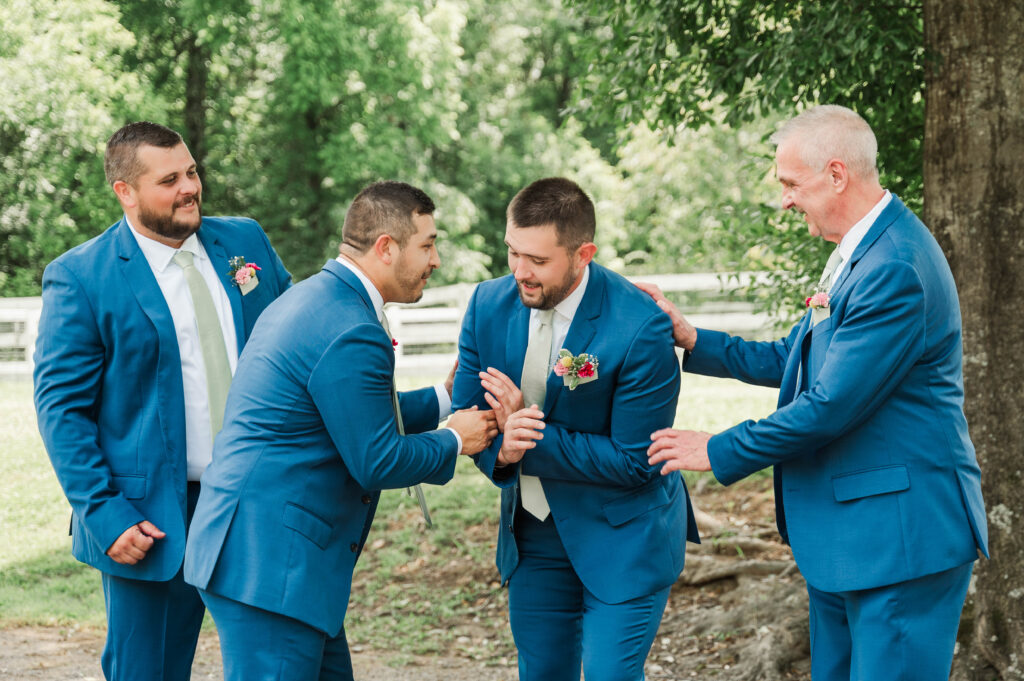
633,282,698,351
648,428,713,475
447,406,499,456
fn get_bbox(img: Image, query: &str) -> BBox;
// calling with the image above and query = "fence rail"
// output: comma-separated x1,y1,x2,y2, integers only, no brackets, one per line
0,273,774,379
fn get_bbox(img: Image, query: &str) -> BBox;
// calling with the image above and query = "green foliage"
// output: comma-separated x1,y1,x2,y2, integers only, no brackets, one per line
569,0,926,318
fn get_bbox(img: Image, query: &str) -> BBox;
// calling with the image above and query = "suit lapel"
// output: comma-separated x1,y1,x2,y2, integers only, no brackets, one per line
115,219,183,454
506,304,530,386
830,195,904,301
197,227,245,349
545,265,604,415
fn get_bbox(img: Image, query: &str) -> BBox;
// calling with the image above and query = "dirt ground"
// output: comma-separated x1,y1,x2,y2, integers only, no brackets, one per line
0,477,811,681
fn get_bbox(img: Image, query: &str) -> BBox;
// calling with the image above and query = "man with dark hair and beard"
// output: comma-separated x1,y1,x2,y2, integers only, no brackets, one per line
452,177,701,681
33,121,292,681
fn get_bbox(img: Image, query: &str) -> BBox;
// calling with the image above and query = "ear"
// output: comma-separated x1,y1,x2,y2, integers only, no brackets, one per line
112,180,136,208
574,242,598,268
372,233,397,265
827,159,849,193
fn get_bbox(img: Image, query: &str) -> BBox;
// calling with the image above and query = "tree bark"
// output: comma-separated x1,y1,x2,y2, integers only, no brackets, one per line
923,1,1024,678
184,34,210,191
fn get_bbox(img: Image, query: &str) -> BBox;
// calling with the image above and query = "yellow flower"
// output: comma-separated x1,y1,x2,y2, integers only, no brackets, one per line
559,356,574,368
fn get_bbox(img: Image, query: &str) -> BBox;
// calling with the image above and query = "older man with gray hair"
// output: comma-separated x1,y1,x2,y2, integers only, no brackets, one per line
640,105,987,681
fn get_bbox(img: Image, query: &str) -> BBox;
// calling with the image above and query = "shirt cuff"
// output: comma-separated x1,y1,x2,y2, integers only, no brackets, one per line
434,383,453,420
443,426,463,456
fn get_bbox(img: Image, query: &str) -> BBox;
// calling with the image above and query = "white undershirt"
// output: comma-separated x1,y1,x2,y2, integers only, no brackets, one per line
126,216,239,481
832,191,892,290
334,256,458,452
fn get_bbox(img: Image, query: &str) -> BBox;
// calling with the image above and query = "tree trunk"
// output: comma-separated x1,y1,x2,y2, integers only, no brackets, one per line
923,2,1024,679
184,34,210,191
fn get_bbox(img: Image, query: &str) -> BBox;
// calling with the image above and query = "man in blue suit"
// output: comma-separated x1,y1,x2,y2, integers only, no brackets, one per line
644,106,988,680
452,177,701,681
33,121,292,680
183,181,497,680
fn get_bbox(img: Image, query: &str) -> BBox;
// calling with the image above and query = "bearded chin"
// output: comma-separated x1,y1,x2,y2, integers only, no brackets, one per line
139,202,202,242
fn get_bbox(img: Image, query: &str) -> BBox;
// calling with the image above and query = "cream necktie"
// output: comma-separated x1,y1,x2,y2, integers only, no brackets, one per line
819,247,845,293
519,309,554,520
172,250,232,440
381,311,432,527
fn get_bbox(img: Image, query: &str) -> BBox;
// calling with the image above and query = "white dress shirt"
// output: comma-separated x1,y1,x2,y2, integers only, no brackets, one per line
126,217,239,481
529,264,590,367
334,256,458,452
831,191,892,291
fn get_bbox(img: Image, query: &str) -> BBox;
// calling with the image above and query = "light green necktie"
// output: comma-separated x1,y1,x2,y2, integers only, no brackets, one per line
519,308,554,520
173,250,232,440
818,247,845,293
381,311,432,527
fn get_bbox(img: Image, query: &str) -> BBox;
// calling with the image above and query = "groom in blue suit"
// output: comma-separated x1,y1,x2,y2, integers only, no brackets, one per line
184,181,497,680
33,122,292,680
645,106,988,680
453,178,700,681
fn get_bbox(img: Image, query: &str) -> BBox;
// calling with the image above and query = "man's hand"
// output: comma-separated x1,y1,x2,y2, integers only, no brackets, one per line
479,367,525,432
497,405,545,465
648,429,713,474
444,358,459,398
447,406,499,456
633,282,698,351
106,521,166,565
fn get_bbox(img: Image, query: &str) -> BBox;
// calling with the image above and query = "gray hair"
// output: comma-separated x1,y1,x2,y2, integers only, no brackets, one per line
770,105,878,179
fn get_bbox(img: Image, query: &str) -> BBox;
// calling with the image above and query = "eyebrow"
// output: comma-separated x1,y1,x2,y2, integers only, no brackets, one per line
504,240,549,261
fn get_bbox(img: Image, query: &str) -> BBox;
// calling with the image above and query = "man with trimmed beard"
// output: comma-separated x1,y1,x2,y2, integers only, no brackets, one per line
183,181,498,679
34,121,292,680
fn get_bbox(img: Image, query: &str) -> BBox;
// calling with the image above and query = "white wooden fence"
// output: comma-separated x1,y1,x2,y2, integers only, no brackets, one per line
0,273,774,380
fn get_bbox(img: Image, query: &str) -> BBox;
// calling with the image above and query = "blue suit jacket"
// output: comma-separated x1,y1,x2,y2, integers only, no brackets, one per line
687,196,988,592
183,260,459,636
453,263,700,605
33,216,291,581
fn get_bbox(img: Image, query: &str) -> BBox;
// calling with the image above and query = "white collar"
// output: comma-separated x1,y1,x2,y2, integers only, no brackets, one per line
335,255,385,322
125,214,204,273
837,191,892,264
533,263,590,324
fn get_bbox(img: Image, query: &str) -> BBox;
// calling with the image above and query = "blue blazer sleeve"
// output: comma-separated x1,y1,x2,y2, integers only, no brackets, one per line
308,323,458,490
709,261,926,485
33,261,145,552
685,326,797,388
522,311,681,487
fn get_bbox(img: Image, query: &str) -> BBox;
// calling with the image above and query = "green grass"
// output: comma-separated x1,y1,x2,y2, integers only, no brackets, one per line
0,373,777,652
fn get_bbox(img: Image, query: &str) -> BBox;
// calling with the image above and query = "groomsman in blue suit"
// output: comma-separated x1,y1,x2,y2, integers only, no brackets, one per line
33,121,292,681
452,177,701,681
644,106,988,681
183,181,498,680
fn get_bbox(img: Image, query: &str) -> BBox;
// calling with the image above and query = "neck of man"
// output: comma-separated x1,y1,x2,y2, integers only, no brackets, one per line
829,180,887,244
338,247,393,304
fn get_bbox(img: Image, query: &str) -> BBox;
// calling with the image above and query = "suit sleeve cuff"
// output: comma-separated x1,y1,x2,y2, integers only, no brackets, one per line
434,384,453,420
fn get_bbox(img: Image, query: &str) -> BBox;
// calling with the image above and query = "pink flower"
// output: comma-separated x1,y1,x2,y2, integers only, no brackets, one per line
554,362,570,376
234,268,252,286
806,292,829,309
578,362,595,378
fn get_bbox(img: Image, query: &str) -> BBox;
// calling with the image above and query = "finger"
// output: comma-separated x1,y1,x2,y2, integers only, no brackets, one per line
138,521,166,539
485,367,517,386
633,282,664,299
650,428,678,440
483,392,503,412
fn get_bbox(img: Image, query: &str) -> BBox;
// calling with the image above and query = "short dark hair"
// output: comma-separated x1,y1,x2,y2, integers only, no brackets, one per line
341,181,436,252
104,122,184,187
507,177,595,251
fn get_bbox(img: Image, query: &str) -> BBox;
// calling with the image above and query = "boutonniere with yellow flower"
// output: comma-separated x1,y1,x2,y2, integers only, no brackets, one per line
553,349,599,390
227,256,261,295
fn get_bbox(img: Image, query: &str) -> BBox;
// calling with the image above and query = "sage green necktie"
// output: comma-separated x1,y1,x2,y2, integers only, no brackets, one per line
172,250,232,440
818,247,845,293
381,311,432,527
519,308,554,520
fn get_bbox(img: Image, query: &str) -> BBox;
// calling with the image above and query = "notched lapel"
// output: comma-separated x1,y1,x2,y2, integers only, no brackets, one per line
546,266,604,414
506,305,530,385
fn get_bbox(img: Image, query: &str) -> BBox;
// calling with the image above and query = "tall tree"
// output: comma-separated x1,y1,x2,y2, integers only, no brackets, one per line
923,2,1024,678
570,0,1024,675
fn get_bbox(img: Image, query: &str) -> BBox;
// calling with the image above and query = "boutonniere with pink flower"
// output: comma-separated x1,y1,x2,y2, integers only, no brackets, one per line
806,290,831,326
227,256,261,295
553,349,599,390
805,291,829,309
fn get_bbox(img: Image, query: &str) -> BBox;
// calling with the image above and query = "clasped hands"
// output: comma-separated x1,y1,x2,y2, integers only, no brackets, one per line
479,367,545,466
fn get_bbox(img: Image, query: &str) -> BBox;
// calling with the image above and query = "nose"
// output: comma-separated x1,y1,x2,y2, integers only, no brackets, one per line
513,259,531,281
781,187,794,211
430,246,440,269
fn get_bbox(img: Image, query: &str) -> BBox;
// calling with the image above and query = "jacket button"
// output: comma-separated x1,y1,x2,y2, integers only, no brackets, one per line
361,495,372,505
350,543,359,552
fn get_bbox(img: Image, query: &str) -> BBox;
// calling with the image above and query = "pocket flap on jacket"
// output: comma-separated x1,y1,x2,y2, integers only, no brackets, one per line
602,483,670,527
283,502,333,549
832,465,910,502
112,474,146,500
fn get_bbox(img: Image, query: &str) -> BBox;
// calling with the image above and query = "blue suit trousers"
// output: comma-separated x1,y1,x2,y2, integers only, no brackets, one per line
807,561,973,681
200,589,354,681
100,483,204,681
508,506,670,681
